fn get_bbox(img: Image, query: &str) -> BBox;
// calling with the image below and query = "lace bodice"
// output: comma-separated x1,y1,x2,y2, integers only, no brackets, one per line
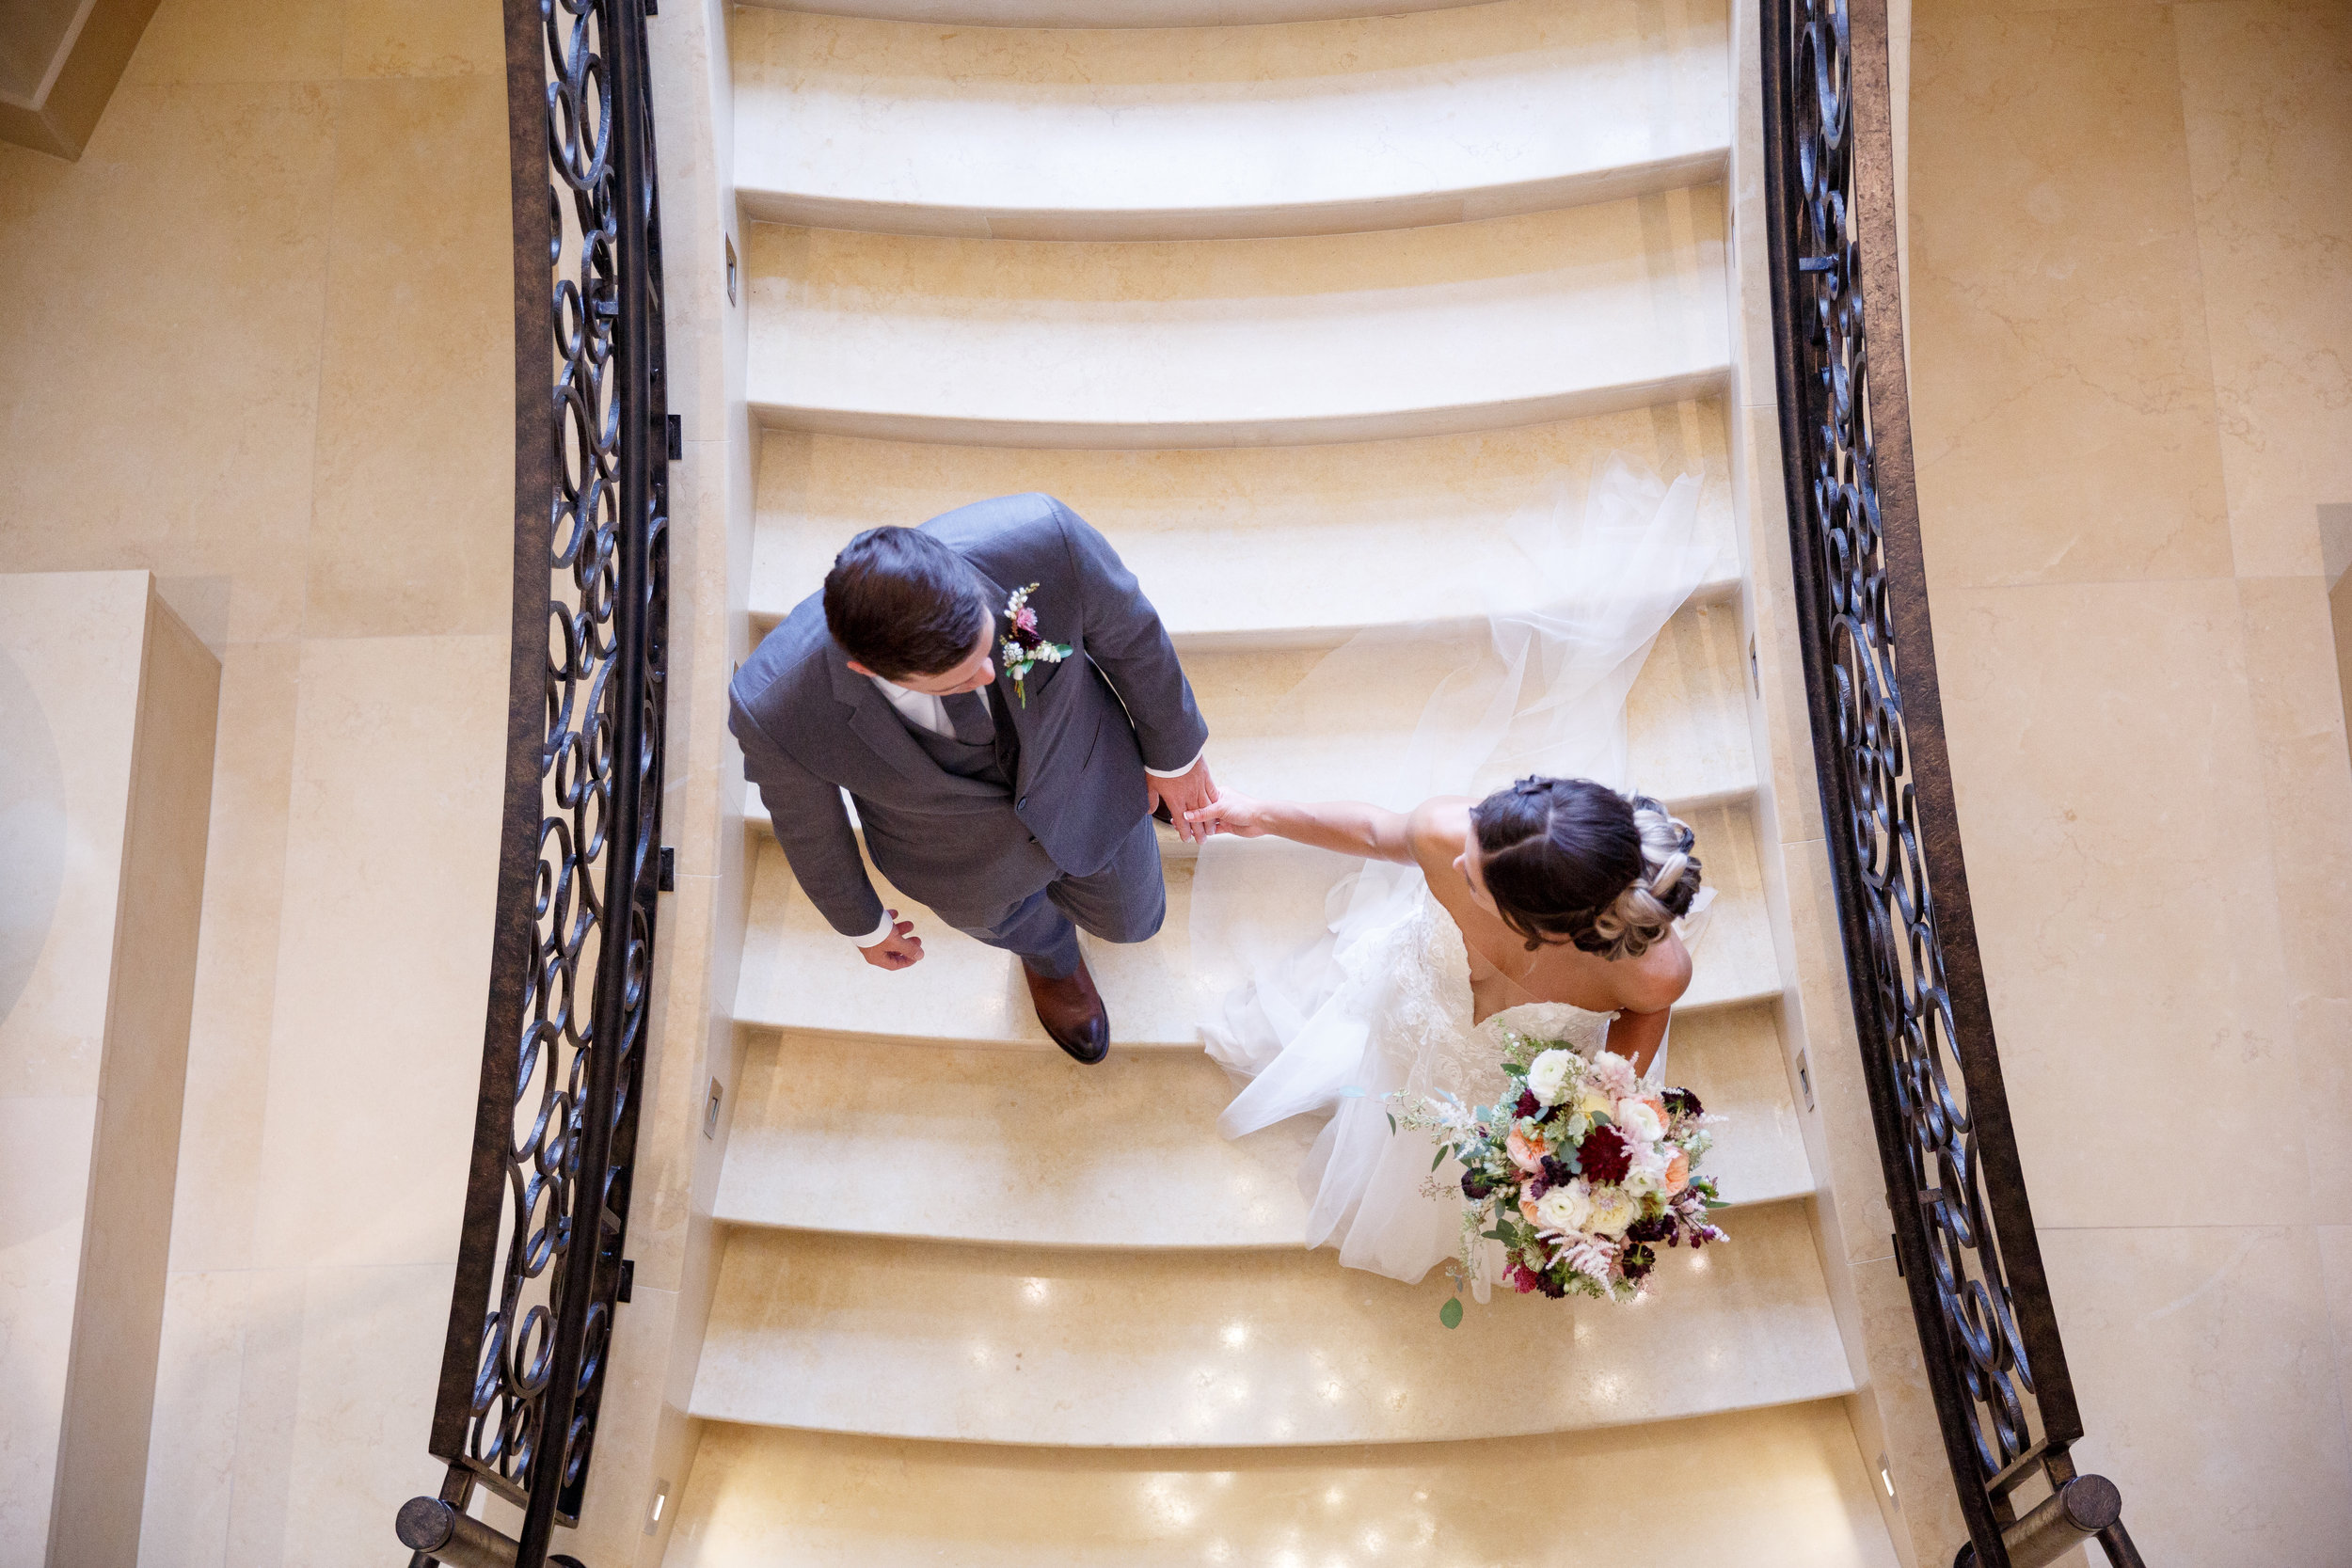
1361,882,1617,1112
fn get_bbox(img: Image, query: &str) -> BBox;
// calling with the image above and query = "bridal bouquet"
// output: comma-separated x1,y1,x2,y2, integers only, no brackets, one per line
1396,1027,1726,1320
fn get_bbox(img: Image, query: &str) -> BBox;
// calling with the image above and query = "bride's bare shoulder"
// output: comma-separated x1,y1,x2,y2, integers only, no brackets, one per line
1612,928,1693,1013
1405,797,1473,862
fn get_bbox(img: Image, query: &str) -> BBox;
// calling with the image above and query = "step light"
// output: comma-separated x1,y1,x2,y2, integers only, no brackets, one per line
704,1078,723,1139
1879,1452,1899,1509
644,1480,670,1535
1796,1049,1814,1112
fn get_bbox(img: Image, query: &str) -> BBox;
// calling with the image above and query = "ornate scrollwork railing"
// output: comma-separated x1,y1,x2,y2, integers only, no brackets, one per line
1758,3,2139,1566
1759,3,2145,1568
396,0,668,1561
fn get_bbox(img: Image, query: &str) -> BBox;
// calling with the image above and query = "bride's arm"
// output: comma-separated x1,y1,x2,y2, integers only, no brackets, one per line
1608,1005,1671,1077
1184,791,1416,863
1604,931,1693,1076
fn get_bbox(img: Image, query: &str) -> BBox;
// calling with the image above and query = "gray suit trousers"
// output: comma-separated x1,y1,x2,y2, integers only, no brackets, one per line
947,812,1166,979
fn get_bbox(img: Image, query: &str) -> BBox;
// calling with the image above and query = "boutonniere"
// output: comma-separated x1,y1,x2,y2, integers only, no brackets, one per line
998,583,1073,708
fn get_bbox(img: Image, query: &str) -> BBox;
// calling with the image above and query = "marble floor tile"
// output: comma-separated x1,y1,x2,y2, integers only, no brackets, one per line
248,635,503,1272
2236,578,2352,1221
2043,1225,2352,1568
341,0,503,79
136,1271,250,1568
275,1263,459,1568
0,87,334,645
303,76,510,641
1934,579,2302,1227
120,0,342,84
1908,3,2233,589
2320,1226,2352,1462
2175,0,2352,579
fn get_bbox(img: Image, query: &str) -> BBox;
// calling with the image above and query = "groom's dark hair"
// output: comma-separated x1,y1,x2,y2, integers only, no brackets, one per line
825,527,993,680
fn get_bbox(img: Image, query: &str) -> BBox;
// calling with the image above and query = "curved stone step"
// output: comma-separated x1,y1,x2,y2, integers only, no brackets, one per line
663,1401,1900,1568
749,400,1737,641
733,800,1777,1048
715,1001,1808,1247
745,188,1727,447
688,1196,1846,1446
742,0,1500,26
735,0,1728,241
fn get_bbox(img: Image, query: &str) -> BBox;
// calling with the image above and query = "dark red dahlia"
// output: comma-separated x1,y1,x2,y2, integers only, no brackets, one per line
1540,1154,1577,1189
1535,1266,1568,1299
1515,1088,1541,1119
1662,1086,1703,1117
1460,1168,1496,1201
1578,1123,1632,1185
1504,1262,1541,1294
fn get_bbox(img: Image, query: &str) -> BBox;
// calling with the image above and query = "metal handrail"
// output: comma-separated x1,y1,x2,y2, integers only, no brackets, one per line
396,0,669,1560
1756,2,2138,1565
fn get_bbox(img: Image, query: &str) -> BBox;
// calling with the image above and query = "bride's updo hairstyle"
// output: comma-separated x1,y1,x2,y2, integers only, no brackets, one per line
1470,776,1702,959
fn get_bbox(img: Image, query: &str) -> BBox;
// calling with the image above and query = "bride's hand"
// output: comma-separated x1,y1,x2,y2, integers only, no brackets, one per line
1184,789,1274,838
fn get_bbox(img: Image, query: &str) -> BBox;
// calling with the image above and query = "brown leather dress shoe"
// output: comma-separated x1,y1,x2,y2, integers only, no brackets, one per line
1025,954,1110,1065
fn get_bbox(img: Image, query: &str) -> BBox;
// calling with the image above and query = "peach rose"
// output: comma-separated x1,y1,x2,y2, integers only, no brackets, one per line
1506,1126,1550,1173
1664,1150,1691,1196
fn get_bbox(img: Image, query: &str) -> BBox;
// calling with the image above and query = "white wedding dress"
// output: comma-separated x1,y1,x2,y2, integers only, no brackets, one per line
1192,455,1718,1289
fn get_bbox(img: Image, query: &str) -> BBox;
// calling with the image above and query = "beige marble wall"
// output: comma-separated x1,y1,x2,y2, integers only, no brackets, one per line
0,0,521,1560
0,572,219,1567
1909,1,2352,1561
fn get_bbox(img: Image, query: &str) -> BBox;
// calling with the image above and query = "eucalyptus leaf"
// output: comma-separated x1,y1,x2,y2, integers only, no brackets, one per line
1438,1297,1464,1330
1705,1198,1731,1210
1386,1112,1398,1135
1430,1144,1448,1172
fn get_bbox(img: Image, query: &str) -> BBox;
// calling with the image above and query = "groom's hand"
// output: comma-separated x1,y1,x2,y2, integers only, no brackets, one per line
859,909,926,971
1148,756,1220,845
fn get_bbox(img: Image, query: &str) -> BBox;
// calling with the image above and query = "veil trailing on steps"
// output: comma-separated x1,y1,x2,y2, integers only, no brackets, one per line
1188,453,1721,1286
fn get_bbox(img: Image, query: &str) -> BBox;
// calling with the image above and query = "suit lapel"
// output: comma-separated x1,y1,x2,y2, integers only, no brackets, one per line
825,630,1006,798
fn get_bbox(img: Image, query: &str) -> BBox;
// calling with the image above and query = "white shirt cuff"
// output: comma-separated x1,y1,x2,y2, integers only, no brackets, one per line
850,912,895,947
1143,744,1206,780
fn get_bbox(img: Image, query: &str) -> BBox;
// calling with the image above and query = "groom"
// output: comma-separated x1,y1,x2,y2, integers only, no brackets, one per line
728,493,1216,1063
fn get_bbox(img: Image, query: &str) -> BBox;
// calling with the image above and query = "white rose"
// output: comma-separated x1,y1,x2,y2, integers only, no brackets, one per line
1615,1097,1666,1144
1533,1180,1594,1233
1525,1049,1576,1107
1584,1185,1641,1238
1623,1145,1671,1196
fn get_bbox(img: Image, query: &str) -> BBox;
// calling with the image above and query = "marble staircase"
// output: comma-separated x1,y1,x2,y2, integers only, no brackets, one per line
663,0,1899,1560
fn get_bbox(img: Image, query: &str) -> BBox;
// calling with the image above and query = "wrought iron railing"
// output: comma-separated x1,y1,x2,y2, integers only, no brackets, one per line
1758,3,2139,1566
395,0,669,1560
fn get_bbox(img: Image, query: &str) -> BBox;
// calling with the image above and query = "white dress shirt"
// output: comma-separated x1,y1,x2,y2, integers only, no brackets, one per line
850,672,1204,946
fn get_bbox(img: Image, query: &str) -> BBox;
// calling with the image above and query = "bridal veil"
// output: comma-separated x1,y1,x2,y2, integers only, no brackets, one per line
1189,453,1721,1283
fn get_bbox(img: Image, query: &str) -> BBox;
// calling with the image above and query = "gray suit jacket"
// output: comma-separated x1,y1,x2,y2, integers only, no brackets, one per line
729,493,1209,935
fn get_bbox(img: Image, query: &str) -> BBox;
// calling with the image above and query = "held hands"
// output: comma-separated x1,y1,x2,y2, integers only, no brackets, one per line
1184,788,1274,839
1148,756,1223,846
859,908,926,971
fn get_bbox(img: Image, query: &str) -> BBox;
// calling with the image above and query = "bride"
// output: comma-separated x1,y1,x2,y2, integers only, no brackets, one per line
1182,454,1718,1291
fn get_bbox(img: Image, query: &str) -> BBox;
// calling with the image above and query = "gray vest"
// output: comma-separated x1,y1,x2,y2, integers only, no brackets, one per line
904,689,1015,791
